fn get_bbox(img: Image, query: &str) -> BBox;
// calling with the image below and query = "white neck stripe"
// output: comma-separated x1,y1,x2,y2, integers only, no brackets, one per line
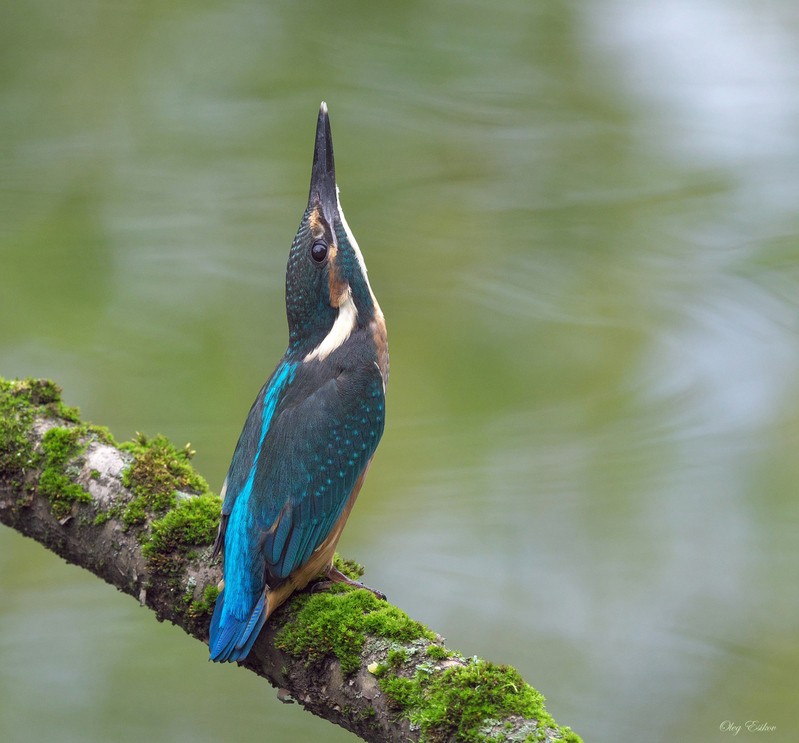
304,287,358,362
336,186,383,318
336,188,371,291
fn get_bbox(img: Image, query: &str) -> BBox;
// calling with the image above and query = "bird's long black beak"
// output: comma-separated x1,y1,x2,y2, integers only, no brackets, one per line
309,101,337,219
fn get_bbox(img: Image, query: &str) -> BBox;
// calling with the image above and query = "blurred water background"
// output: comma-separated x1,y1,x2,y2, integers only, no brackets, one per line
2,1,798,741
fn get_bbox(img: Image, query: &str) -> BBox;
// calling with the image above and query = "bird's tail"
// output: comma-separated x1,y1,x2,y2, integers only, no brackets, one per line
208,589,267,663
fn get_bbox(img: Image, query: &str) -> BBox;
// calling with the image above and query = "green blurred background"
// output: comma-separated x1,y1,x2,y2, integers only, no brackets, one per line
2,1,798,741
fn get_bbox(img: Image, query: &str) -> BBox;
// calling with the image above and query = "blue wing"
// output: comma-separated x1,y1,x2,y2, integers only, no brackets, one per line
209,358,385,662
211,360,297,559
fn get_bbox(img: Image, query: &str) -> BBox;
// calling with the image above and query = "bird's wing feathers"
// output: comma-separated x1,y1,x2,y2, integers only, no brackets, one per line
219,358,385,614
253,363,385,582
213,361,298,556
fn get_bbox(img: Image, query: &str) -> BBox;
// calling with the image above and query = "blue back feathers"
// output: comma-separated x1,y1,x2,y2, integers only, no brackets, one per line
209,352,385,662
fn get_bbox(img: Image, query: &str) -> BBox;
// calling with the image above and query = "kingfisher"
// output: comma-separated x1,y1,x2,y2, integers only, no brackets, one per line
208,102,389,663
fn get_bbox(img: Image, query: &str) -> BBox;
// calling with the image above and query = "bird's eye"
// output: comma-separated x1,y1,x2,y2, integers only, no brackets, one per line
310,241,328,263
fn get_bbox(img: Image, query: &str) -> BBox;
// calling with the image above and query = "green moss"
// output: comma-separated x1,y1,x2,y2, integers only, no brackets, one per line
387,647,409,668
0,378,61,407
38,426,91,520
84,424,117,446
30,379,60,405
426,644,450,661
381,674,422,710
0,378,114,493
120,432,210,527
275,586,435,676
550,730,581,743
106,429,223,579
142,493,222,563
187,583,220,618
0,378,50,482
332,553,365,580
379,659,582,743
56,401,81,423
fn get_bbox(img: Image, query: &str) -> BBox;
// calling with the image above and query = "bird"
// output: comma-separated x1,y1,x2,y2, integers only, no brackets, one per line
208,102,389,663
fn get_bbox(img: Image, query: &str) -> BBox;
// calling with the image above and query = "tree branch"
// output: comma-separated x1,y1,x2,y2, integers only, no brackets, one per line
0,378,582,743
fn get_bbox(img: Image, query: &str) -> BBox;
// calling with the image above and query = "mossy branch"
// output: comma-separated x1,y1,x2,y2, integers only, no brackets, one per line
0,378,582,743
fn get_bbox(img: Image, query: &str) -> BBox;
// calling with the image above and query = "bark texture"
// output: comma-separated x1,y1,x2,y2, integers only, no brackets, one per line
0,379,581,743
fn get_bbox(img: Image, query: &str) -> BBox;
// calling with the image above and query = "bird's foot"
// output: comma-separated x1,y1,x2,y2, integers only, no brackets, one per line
311,566,387,601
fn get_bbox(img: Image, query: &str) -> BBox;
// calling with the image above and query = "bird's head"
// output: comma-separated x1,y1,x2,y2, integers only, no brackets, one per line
285,102,382,360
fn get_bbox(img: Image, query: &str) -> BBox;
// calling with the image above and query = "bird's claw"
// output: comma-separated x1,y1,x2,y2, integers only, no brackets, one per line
311,567,387,601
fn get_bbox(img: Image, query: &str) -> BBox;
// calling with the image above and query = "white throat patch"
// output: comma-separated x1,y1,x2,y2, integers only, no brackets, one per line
304,286,358,362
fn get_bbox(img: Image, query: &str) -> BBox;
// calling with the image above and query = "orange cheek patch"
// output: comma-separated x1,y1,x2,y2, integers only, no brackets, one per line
308,207,325,239
326,245,350,307
372,315,389,387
